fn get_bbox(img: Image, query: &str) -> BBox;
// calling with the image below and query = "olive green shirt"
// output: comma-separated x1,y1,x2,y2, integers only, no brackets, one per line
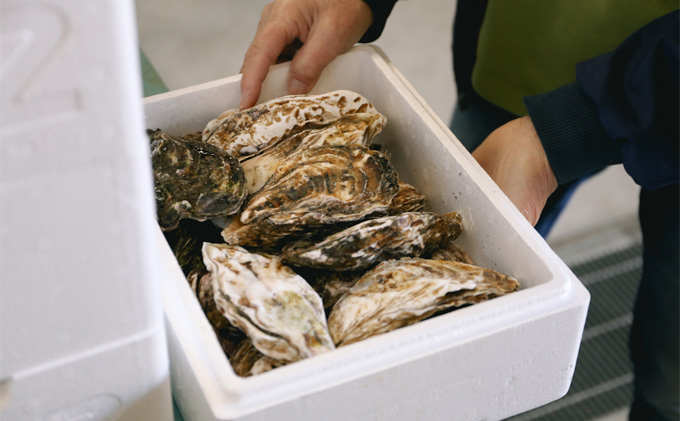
472,0,678,115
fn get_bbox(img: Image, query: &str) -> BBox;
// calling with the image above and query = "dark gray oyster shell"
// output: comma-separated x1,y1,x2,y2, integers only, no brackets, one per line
202,90,382,158
281,211,463,271
202,243,335,363
241,145,400,227
297,269,362,314
164,219,223,276
327,258,520,346
241,113,384,194
149,129,247,231
230,339,283,377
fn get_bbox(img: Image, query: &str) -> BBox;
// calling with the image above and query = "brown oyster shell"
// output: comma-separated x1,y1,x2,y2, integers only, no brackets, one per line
195,272,233,331
149,129,247,231
187,270,247,356
202,243,335,363
386,181,427,214
202,90,381,158
281,211,463,272
220,216,309,251
241,145,399,227
230,339,284,377
241,113,385,194
214,325,248,359
426,240,475,265
327,258,520,346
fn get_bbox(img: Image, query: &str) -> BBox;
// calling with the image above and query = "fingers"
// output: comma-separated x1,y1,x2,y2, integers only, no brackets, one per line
240,22,291,109
240,0,373,109
285,19,360,95
286,2,372,95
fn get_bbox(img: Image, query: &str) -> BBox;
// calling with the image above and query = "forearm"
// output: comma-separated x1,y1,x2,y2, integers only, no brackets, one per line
525,10,679,189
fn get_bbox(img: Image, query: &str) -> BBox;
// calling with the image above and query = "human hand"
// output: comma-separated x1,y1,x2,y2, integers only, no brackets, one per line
472,116,558,226
240,0,373,109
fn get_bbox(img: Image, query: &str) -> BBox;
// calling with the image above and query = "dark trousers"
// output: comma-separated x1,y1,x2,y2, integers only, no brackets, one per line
450,100,679,420
629,184,679,421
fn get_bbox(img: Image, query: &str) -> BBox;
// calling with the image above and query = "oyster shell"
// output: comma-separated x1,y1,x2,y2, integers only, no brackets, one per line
202,243,335,363
220,216,309,251
386,181,427,214
230,339,284,377
304,270,362,314
202,90,381,158
149,129,247,231
241,145,400,226
214,325,248,358
281,211,463,271
187,270,247,356
426,240,475,265
194,272,232,331
164,219,224,276
241,113,384,194
327,258,520,346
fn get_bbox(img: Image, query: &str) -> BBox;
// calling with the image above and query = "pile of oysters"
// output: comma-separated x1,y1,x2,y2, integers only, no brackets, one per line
150,90,520,377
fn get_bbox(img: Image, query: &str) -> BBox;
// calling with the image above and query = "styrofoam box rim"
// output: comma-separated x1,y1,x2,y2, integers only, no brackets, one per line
147,45,590,419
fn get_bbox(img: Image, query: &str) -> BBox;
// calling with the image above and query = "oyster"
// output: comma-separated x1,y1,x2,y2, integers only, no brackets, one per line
220,216,309,251
187,268,204,296
327,258,520,346
241,145,400,226
241,113,385,194
426,240,475,265
202,90,381,158
187,270,246,356
303,269,362,314
164,219,224,276
230,339,283,377
281,211,463,271
386,181,427,214
149,129,247,231
194,271,232,331
202,243,335,363
214,326,248,358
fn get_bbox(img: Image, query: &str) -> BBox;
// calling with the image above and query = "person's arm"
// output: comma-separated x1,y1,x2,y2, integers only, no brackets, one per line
474,10,679,224
358,0,398,43
525,10,679,190
239,0,374,109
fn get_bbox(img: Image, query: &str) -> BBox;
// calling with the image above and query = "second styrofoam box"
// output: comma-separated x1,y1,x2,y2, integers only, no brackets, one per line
146,46,590,421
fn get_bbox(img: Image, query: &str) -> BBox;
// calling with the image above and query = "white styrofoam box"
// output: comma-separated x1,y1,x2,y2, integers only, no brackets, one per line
0,1,172,420
146,45,590,421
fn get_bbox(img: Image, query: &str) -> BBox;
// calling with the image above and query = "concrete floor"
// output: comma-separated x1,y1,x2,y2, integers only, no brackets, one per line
135,1,639,419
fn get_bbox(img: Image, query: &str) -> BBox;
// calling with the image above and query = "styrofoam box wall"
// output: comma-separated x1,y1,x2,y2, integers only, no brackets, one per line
0,1,172,420
146,46,590,421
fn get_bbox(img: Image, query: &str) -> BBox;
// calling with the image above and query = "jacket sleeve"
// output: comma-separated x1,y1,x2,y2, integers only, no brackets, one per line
524,10,679,189
359,0,399,43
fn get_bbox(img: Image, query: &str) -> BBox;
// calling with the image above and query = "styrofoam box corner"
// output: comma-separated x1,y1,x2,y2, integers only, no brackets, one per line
1,0,172,420
146,46,590,421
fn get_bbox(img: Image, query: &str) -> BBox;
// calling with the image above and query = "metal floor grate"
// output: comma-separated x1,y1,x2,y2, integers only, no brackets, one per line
509,241,643,421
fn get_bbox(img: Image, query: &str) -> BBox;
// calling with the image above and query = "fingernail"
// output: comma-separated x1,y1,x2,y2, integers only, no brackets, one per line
288,78,308,95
